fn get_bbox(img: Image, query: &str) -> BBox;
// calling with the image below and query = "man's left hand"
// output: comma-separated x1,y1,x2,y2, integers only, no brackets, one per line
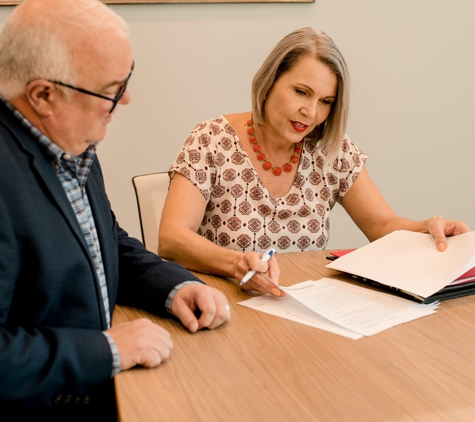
171,284,231,332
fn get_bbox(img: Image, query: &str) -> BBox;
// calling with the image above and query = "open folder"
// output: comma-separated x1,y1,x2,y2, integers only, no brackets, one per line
325,230,475,303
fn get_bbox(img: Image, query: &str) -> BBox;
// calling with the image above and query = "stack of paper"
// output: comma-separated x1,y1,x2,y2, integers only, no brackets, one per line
238,278,438,340
326,230,475,302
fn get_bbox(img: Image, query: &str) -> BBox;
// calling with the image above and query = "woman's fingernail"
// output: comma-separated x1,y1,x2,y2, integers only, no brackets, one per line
438,243,446,252
271,288,282,296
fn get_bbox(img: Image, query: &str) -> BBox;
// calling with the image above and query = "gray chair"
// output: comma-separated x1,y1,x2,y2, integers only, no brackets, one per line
132,172,169,254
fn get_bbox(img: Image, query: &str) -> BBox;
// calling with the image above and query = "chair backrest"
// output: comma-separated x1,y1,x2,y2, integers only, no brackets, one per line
132,172,169,254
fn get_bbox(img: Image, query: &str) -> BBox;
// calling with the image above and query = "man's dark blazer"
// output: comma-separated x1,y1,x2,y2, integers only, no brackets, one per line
0,99,202,416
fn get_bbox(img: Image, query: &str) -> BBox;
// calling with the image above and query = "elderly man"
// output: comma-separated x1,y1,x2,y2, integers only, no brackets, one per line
0,0,230,418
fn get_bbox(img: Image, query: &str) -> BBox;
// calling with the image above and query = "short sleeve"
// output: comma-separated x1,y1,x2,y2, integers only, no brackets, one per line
328,136,368,204
169,119,224,202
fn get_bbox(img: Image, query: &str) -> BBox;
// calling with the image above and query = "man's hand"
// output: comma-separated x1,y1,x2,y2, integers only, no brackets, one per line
171,284,231,333
106,319,173,371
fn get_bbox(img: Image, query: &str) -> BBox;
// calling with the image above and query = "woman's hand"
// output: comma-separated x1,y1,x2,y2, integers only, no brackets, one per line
341,168,471,252
426,217,470,252
234,252,284,297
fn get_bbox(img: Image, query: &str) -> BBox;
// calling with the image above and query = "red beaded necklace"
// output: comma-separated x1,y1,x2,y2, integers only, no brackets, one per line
246,119,302,176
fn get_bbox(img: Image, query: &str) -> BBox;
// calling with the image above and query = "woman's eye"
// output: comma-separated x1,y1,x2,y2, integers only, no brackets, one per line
321,98,334,106
295,88,306,96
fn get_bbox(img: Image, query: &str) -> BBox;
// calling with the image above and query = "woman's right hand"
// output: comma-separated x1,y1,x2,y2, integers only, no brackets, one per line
234,252,285,297
161,174,284,297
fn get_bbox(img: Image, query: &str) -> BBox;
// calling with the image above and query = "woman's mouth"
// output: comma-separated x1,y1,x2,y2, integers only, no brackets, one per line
291,120,308,133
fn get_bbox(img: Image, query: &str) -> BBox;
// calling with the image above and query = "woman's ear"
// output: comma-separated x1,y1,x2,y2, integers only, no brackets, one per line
25,79,58,116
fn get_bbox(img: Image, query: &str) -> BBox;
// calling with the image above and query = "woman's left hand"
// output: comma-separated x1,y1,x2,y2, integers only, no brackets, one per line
426,217,471,252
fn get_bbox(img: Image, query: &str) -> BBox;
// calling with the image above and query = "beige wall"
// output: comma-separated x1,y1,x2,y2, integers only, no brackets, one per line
1,0,474,250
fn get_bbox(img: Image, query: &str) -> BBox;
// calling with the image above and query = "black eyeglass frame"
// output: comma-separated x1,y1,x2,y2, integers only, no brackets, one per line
49,61,134,113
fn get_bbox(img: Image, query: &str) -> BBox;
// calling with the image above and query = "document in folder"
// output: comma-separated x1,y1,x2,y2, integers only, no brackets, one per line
325,230,475,303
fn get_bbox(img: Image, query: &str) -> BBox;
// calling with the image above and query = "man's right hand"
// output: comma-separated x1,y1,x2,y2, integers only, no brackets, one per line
106,319,173,371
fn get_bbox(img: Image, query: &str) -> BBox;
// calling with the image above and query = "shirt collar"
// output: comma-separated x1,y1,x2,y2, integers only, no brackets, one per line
0,95,97,177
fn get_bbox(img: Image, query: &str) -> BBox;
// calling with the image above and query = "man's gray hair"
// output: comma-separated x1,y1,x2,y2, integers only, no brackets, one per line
0,0,129,99
251,27,350,161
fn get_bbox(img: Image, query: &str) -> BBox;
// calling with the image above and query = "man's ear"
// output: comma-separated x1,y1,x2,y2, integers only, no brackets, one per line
25,80,60,116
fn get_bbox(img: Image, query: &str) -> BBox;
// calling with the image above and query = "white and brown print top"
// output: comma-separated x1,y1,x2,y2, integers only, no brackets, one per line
170,115,367,253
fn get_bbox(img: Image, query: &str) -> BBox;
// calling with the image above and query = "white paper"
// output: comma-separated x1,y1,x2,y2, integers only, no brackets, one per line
326,230,475,298
239,293,363,340
238,278,437,338
281,279,437,336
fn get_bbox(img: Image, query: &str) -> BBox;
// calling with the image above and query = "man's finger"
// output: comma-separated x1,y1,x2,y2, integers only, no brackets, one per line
195,293,218,328
174,302,199,333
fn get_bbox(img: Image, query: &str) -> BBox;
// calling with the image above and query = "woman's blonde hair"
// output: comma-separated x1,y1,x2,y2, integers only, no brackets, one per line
251,27,350,161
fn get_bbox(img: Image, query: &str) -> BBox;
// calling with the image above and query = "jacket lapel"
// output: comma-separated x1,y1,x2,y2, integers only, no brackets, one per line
0,100,110,328
0,103,90,256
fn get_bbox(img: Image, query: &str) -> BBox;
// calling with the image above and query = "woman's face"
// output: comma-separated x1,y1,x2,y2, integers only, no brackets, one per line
263,56,338,144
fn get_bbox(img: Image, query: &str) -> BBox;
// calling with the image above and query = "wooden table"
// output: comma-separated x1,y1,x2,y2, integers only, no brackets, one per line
113,251,475,421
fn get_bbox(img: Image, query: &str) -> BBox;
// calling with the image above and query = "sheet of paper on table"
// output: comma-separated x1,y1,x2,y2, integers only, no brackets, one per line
238,278,438,340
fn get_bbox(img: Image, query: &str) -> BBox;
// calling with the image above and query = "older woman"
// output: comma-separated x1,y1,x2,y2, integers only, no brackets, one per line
159,27,469,297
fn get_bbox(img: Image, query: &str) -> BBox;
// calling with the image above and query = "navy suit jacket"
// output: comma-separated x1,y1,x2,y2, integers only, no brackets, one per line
0,100,202,415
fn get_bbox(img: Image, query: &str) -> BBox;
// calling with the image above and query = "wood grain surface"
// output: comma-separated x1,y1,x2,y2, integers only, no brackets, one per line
114,250,475,422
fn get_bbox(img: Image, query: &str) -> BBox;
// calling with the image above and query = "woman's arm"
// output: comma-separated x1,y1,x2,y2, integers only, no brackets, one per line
158,173,282,295
341,166,469,251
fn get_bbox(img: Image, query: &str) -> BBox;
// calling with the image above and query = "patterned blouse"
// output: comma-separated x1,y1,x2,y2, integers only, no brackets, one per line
169,115,367,253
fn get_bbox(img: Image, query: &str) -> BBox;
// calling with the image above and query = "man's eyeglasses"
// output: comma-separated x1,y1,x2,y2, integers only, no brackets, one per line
49,61,134,113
